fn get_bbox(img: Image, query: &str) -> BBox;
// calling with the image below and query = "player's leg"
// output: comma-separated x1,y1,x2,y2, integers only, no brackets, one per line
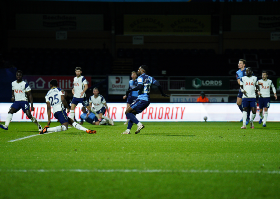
249,100,257,129
258,98,264,124
68,117,96,134
263,106,269,127
123,119,134,134
0,106,17,130
124,103,130,125
24,103,42,131
237,94,243,122
40,111,69,134
70,97,80,120
125,99,150,134
241,99,248,129
246,103,250,125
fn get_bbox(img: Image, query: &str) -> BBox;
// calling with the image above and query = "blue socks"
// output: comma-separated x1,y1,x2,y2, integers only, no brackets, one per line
126,113,139,125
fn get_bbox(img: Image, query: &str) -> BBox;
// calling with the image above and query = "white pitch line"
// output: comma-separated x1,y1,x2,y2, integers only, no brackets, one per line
0,169,280,174
8,132,55,142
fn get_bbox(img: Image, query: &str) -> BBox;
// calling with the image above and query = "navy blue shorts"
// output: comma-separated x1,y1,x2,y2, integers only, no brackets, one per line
237,90,243,98
93,107,106,122
130,99,150,114
259,97,270,109
242,98,257,109
127,96,138,105
11,101,30,112
54,110,69,124
71,97,89,107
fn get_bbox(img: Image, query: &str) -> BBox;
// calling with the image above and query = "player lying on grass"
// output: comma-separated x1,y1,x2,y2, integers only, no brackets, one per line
240,67,259,129
122,65,169,134
0,70,42,131
39,79,96,134
257,71,277,127
79,107,110,125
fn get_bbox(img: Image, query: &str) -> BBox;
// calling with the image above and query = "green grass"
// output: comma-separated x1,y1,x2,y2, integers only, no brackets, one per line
1,122,280,199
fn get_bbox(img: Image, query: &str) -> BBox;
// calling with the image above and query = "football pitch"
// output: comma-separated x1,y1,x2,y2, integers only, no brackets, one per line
0,122,280,199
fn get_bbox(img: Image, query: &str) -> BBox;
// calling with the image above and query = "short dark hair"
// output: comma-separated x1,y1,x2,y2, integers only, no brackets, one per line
16,70,23,75
246,67,252,72
262,70,268,75
140,65,148,73
50,79,58,87
93,87,99,91
239,59,246,64
75,67,82,71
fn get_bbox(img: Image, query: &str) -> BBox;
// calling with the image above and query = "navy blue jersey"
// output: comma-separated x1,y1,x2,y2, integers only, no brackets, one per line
136,73,157,101
128,79,138,97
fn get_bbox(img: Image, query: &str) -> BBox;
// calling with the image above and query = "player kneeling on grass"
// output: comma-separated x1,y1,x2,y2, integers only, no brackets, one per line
89,87,114,126
40,79,96,134
240,67,259,129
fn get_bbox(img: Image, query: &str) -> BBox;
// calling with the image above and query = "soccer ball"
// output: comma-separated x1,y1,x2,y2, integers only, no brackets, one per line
204,116,208,122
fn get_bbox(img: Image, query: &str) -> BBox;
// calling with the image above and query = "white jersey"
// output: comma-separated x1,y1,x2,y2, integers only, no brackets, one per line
45,87,64,114
89,94,106,112
240,76,258,98
257,79,276,98
12,80,31,101
73,76,88,98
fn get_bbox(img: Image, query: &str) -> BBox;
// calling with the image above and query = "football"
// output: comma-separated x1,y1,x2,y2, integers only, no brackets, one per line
204,116,208,122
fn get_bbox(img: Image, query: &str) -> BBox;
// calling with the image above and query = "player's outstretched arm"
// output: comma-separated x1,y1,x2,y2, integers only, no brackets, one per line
27,91,34,111
126,84,143,96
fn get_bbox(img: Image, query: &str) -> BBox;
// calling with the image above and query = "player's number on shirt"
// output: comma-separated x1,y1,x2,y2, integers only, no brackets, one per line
49,94,59,106
143,83,151,94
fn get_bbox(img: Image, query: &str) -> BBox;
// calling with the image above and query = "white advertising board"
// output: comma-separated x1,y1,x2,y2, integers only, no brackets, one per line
1,103,280,122
108,76,130,95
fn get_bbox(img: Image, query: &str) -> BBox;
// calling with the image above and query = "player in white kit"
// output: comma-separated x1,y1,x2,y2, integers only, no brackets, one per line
240,67,260,129
39,79,96,134
257,71,277,127
69,67,92,121
0,70,42,131
89,87,114,125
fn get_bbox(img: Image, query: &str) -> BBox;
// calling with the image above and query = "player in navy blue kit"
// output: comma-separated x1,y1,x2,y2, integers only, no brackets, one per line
236,59,250,125
122,65,169,134
123,71,138,125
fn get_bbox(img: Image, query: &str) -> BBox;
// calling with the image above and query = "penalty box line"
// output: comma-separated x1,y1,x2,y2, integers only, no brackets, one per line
8,132,55,143
0,169,280,174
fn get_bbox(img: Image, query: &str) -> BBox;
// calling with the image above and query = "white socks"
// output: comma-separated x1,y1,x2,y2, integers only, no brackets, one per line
251,113,256,122
72,122,88,132
263,112,268,125
47,125,67,132
259,112,264,119
70,110,75,119
242,111,247,126
5,113,13,127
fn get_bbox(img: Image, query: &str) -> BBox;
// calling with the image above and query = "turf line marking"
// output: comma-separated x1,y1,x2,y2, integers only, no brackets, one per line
1,169,280,174
8,132,55,142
